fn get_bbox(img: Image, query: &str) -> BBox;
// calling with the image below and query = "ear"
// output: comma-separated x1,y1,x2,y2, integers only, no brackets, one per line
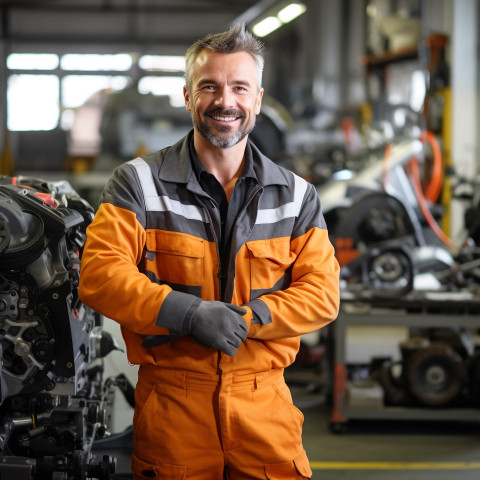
183,85,192,111
255,88,264,115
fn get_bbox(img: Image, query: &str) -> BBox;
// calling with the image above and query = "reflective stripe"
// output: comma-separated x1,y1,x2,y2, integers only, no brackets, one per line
128,157,208,223
255,174,308,225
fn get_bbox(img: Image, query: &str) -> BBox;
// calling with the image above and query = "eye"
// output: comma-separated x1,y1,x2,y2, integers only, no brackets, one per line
202,85,215,92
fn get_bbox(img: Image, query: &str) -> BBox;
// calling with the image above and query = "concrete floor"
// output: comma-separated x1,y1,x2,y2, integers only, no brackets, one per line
293,382,480,480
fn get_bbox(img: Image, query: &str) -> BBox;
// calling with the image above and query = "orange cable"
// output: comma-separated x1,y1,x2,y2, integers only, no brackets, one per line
407,157,458,251
381,143,392,188
420,131,443,203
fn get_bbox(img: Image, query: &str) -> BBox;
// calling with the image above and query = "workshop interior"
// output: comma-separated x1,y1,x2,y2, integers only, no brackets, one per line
0,0,479,479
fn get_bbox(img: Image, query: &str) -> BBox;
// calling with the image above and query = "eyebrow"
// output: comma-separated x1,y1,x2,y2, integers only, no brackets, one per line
234,79,254,88
197,78,254,88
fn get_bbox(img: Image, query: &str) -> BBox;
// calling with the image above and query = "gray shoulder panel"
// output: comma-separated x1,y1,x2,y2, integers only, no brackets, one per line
100,160,147,227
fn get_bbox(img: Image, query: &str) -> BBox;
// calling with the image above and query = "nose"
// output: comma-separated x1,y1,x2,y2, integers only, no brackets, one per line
214,86,234,109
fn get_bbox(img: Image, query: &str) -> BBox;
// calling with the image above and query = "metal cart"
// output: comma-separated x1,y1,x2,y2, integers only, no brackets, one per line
330,294,480,433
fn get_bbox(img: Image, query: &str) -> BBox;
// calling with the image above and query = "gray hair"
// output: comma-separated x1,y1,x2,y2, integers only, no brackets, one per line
185,23,265,92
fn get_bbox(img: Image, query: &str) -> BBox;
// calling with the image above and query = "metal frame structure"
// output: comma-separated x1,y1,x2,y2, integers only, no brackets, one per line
330,296,480,433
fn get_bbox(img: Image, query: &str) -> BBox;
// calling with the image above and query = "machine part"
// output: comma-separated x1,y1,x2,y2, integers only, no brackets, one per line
407,158,457,250
469,350,480,400
114,373,136,408
362,245,414,297
90,326,124,358
318,139,424,212
405,343,467,406
0,176,118,479
464,199,480,245
0,452,117,480
376,361,411,406
428,328,473,359
331,190,416,268
250,96,292,163
443,246,480,292
412,245,455,291
399,337,430,363
340,237,458,299
376,337,427,406
335,191,416,247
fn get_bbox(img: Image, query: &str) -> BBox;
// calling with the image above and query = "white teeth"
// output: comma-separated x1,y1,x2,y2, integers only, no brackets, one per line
212,116,237,122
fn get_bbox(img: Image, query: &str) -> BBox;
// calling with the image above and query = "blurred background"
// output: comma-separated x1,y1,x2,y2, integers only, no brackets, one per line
1,1,480,479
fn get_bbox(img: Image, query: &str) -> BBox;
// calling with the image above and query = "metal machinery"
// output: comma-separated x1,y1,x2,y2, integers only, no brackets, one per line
0,176,120,479
318,128,480,430
330,305,480,433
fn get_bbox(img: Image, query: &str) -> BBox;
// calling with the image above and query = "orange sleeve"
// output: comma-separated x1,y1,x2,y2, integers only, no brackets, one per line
248,227,340,340
79,202,171,336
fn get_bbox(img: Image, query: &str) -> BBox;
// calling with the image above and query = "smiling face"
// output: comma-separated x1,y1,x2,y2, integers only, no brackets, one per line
184,50,264,149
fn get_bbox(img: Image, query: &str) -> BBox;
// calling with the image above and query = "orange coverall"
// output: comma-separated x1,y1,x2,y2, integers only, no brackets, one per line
79,131,340,479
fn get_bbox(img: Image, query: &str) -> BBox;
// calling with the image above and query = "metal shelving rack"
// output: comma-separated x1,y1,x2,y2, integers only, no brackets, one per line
330,295,480,433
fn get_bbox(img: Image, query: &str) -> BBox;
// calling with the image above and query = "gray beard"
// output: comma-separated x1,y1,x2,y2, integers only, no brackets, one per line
193,114,255,149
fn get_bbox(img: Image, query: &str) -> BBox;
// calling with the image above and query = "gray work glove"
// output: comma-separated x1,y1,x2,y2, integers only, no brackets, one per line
190,301,248,356
143,300,247,356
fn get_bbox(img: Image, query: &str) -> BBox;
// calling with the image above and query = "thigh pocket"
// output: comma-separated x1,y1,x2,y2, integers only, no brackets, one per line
133,383,156,446
133,379,187,458
273,382,305,424
264,450,312,479
132,452,186,479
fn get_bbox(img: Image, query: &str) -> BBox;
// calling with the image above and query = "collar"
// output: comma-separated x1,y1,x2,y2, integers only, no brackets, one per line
188,135,258,184
158,129,289,188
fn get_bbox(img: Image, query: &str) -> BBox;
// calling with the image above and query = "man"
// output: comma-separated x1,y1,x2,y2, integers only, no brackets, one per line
79,23,340,480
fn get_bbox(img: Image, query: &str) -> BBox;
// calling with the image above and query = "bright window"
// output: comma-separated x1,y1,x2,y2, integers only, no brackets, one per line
7,74,59,131
60,53,132,71
62,75,130,108
7,53,59,70
6,51,189,132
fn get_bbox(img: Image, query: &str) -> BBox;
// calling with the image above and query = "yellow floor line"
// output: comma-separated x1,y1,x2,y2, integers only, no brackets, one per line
310,462,480,470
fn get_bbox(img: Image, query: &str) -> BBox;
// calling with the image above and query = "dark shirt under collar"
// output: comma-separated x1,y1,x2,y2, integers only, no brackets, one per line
189,137,257,184
188,137,258,300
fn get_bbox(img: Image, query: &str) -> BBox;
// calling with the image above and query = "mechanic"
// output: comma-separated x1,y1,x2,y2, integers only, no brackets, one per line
79,23,340,480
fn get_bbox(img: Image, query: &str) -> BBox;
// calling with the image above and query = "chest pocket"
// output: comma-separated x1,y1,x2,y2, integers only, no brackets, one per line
145,230,204,287
246,237,297,293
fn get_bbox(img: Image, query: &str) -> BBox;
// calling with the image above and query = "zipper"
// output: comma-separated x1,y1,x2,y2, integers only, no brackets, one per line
196,195,222,297
239,184,263,220
195,184,263,301
221,184,263,303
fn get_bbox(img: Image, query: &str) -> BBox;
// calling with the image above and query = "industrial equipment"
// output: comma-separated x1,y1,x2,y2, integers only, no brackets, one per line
319,124,480,299
0,176,119,479
378,328,478,408
318,107,480,428
330,304,480,433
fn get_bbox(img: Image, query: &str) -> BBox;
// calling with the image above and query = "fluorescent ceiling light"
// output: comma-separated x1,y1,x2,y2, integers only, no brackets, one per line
277,3,306,23
251,2,306,38
253,16,282,37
